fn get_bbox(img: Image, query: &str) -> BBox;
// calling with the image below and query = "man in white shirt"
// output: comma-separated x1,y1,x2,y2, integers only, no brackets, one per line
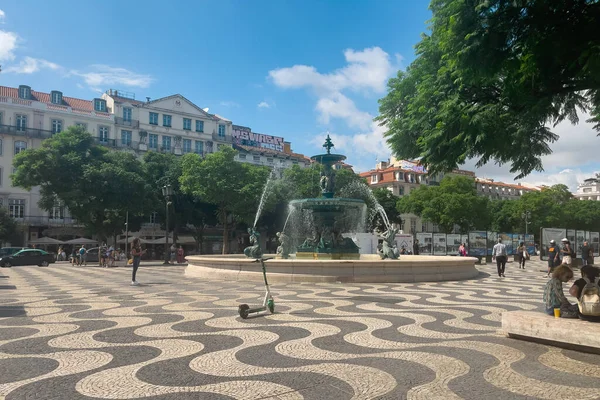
492,238,508,277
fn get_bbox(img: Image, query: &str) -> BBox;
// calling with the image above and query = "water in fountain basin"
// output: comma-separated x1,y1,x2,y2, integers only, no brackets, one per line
339,181,391,231
252,169,277,229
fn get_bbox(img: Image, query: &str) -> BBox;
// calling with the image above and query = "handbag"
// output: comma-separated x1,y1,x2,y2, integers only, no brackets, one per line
560,303,579,319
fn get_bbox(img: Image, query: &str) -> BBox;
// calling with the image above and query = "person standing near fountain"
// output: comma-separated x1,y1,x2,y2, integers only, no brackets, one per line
413,239,420,255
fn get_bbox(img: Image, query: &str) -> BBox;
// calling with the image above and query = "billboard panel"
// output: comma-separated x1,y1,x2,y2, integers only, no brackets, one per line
591,232,600,257
468,231,487,256
416,232,432,255
487,232,498,256
433,233,447,255
447,234,461,255
232,125,285,152
525,234,535,256
576,230,586,257
395,234,414,255
499,233,514,255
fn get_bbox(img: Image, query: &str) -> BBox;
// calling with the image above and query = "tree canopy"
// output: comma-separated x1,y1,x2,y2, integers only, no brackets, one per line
0,207,18,244
377,0,600,179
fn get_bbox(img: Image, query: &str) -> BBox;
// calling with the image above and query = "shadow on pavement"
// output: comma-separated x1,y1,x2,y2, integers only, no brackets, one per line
0,285,17,290
0,306,26,317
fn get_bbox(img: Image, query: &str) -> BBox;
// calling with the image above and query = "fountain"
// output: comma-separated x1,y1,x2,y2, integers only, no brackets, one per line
185,136,479,283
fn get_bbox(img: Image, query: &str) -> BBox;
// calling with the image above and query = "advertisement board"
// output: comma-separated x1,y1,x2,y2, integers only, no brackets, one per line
576,230,586,257
541,228,566,261
591,232,600,257
433,233,447,255
512,234,524,256
487,232,497,256
446,234,461,255
468,231,487,256
395,234,414,255
499,233,514,255
525,234,535,256
232,125,285,152
416,232,432,255
567,229,576,247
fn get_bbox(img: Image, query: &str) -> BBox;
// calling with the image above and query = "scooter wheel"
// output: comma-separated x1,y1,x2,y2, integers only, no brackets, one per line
238,304,250,319
267,299,275,313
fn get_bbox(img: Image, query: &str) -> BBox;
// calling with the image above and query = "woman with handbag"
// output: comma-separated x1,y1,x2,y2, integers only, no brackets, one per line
517,242,528,269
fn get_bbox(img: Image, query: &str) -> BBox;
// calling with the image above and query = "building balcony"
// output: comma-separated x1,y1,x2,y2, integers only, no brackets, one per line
115,117,140,129
15,215,81,227
212,132,232,143
95,138,140,150
0,124,54,139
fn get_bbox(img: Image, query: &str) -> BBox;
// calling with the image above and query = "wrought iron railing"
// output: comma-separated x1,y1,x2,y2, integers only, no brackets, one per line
0,124,54,139
115,117,140,128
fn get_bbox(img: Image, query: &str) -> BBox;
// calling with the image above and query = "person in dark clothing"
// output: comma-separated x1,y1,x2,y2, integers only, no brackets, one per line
130,237,146,286
546,240,560,277
569,265,600,322
581,241,592,267
413,240,420,255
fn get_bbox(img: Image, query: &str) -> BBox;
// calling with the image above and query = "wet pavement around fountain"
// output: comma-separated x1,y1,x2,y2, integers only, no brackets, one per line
1,259,599,400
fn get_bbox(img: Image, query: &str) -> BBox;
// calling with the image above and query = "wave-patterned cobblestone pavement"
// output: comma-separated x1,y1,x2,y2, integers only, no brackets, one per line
1,261,599,399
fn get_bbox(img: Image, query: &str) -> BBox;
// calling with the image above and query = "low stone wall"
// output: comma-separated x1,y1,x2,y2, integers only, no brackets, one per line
185,254,480,283
502,311,600,353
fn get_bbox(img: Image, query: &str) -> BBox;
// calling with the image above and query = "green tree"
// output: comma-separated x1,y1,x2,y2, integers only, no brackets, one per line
378,0,600,179
179,147,270,254
0,208,18,244
398,176,490,233
12,126,147,241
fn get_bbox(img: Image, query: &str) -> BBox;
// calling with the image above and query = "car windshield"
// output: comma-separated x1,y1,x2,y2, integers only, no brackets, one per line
14,250,48,256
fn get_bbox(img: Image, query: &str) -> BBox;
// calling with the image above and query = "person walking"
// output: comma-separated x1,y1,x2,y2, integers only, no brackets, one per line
170,243,177,264
581,240,592,267
492,238,508,277
561,238,574,267
546,240,560,277
517,242,528,269
78,245,87,267
413,239,420,255
130,237,146,286
177,245,185,264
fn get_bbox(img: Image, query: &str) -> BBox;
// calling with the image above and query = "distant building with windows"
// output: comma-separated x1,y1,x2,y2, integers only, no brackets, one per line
475,178,539,200
0,85,309,246
575,175,600,201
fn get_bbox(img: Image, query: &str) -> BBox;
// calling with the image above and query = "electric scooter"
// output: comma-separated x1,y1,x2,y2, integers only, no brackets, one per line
238,257,275,319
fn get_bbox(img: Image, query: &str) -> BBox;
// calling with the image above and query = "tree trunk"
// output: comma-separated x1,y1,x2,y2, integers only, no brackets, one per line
222,211,229,254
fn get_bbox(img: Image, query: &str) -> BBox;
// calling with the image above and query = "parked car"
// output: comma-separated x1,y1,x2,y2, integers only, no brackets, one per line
0,247,25,258
0,249,56,267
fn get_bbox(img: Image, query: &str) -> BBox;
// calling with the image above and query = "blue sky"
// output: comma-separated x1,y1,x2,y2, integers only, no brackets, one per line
0,1,597,190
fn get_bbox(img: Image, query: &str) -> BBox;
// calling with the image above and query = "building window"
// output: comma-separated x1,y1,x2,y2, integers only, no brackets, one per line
182,139,192,153
194,141,203,154
398,186,405,195
149,134,158,149
162,136,172,151
410,219,417,234
9,199,25,219
267,157,274,164
49,202,64,220
293,161,298,165
94,99,106,112
218,124,226,137
19,86,31,99
0,138,3,156
163,115,172,127
75,122,87,130
123,107,132,122
149,112,158,125
183,118,192,130
196,120,204,132
14,141,27,155
0,167,2,186
16,115,27,131
239,153,246,160
422,223,427,232
121,130,132,146
0,112,3,126
98,126,109,143
51,119,62,134
253,155,261,162
371,174,377,184
150,212,158,224
51,91,62,104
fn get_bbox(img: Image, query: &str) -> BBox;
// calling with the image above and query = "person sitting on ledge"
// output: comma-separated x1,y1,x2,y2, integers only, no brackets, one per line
569,265,600,322
543,265,574,316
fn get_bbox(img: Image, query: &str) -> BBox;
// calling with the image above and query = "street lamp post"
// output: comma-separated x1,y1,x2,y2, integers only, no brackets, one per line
522,211,532,235
162,184,173,265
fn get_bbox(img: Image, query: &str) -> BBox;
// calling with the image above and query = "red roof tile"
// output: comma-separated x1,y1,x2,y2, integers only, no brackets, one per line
0,86,94,112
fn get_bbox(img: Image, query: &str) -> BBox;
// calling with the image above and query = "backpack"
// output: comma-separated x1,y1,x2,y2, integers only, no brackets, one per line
79,248,85,255
578,276,600,317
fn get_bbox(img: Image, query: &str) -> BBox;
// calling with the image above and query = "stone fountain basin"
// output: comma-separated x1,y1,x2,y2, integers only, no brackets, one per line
185,254,480,283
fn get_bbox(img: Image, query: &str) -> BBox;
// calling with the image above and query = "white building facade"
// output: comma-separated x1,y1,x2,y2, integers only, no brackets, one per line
575,175,600,201
0,85,309,245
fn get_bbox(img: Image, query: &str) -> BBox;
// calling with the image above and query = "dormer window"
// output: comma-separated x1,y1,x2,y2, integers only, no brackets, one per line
51,91,63,104
93,98,107,112
18,85,31,99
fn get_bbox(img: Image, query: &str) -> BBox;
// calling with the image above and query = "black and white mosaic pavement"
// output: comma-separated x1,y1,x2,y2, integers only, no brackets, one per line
1,260,599,399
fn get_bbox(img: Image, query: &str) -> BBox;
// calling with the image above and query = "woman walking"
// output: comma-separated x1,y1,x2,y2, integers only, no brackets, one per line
517,242,528,269
130,237,146,286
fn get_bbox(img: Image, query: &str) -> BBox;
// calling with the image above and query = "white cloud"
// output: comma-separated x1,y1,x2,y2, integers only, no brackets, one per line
0,9,6,22
0,30,17,61
257,101,270,109
461,113,600,191
4,56,61,74
220,101,240,107
71,65,154,88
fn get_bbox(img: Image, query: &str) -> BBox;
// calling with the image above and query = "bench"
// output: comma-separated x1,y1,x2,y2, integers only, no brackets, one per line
502,311,600,353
